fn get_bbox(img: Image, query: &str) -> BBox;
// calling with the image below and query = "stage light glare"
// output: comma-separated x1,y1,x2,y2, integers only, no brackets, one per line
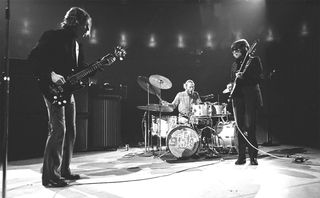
120,32,128,47
89,29,98,44
177,34,185,48
21,19,31,35
265,28,274,42
206,33,213,48
148,34,156,47
300,23,309,37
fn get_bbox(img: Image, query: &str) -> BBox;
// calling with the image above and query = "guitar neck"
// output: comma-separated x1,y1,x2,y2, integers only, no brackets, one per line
68,54,115,82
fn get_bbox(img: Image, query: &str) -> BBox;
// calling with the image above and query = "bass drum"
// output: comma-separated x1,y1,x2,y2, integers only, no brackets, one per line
166,126,200,158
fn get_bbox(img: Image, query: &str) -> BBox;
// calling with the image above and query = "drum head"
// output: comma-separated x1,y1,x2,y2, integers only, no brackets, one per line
167,126,200,158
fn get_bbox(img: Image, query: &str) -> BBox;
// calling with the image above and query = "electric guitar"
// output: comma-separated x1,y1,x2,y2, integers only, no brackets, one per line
39,46,126,106
229,40,258,98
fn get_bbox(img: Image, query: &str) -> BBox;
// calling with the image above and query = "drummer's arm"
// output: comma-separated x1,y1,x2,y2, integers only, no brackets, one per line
169,93,180,109
161,94,178,109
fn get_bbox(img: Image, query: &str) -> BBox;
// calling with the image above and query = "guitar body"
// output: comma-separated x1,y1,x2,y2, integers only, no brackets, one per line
39,77,85,105
37,46,126,106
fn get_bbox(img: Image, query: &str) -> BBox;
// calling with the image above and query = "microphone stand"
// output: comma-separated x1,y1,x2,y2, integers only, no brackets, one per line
2,0,11,197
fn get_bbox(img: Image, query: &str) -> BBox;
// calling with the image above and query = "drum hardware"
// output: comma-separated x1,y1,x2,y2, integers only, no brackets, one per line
137,74,173,155
137,76,161,156
149,75,172,152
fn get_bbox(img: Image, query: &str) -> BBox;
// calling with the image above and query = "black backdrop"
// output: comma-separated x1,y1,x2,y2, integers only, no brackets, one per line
1,0,320,160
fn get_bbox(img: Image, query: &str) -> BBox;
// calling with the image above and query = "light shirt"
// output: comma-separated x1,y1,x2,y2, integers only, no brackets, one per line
171,91,201,117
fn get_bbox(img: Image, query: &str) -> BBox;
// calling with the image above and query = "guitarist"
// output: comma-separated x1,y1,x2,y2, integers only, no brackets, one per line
229,39,263,166
28,7,93,187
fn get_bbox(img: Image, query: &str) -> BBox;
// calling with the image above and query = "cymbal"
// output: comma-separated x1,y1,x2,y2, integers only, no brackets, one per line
137,76,161,96
149,75,172,89
137,104,173,112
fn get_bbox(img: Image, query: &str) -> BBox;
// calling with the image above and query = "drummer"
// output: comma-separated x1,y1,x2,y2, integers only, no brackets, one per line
162,79,201,124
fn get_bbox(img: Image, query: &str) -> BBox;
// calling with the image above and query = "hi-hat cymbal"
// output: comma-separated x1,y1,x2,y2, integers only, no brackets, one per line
149,75,172,89
137,76,161,96
137,104,173,112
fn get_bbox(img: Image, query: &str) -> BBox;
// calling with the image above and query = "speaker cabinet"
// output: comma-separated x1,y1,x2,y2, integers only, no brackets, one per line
74,114,88,152
74,88,89,152
89,95,122,150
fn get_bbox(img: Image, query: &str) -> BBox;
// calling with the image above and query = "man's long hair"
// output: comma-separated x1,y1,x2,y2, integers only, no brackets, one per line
60,7,92,37
231,39,249,52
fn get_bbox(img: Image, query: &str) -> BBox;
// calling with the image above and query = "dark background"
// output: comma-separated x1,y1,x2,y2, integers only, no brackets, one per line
1,0,319,160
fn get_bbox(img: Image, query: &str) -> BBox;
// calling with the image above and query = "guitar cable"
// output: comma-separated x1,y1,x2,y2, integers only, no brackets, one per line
234,122,310,163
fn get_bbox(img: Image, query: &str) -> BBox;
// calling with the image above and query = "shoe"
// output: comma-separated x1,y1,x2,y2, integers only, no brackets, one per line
250,158,258,165
42,178,68,187
62,174,80,180
235,158,246,165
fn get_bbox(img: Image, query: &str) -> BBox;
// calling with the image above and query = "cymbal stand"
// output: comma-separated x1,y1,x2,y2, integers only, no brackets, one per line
157,80,164,151
145,84,151,153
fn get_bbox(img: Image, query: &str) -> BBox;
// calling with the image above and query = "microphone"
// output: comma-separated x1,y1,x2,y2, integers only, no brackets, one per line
200,94,214,100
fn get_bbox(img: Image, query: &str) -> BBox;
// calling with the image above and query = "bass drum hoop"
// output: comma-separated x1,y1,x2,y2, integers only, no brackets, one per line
166,125,200,158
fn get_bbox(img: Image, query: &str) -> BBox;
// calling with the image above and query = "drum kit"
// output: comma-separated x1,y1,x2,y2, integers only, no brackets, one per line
137,75,235,159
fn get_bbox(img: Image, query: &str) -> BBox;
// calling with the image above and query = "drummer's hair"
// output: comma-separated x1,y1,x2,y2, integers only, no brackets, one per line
183,79,195,89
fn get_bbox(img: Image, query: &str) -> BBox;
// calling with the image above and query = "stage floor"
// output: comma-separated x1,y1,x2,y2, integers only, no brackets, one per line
1,145,320,198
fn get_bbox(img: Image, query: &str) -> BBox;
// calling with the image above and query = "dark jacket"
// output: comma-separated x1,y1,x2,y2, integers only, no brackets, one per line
231,56,264,106
28,28,85,84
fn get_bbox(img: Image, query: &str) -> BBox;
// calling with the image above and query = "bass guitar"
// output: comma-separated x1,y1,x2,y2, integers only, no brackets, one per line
39,46,126,106
229,40,258,98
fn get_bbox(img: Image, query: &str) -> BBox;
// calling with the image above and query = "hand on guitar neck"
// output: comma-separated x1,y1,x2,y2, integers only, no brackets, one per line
235,71,244,79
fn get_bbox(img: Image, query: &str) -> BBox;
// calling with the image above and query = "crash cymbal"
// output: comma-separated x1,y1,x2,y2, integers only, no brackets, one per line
137,104,173,112
149,74,172,89
137,76,161,96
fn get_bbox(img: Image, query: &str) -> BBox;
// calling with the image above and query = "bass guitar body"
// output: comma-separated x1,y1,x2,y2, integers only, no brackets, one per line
38,46,126,106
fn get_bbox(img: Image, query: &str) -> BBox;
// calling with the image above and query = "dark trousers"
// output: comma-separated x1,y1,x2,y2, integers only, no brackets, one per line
232,87,259,159
42,94,76,181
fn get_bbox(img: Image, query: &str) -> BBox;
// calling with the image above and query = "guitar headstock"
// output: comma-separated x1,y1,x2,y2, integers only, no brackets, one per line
248,39,259,56
114,46,126,61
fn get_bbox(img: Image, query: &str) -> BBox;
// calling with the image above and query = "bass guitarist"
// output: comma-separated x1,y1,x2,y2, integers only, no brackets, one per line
28,7,93,187
229,39,263,166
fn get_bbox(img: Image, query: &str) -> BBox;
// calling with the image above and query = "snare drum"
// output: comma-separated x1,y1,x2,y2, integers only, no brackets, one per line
151,115,178,137
191,103,212,117
167,126,200,158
